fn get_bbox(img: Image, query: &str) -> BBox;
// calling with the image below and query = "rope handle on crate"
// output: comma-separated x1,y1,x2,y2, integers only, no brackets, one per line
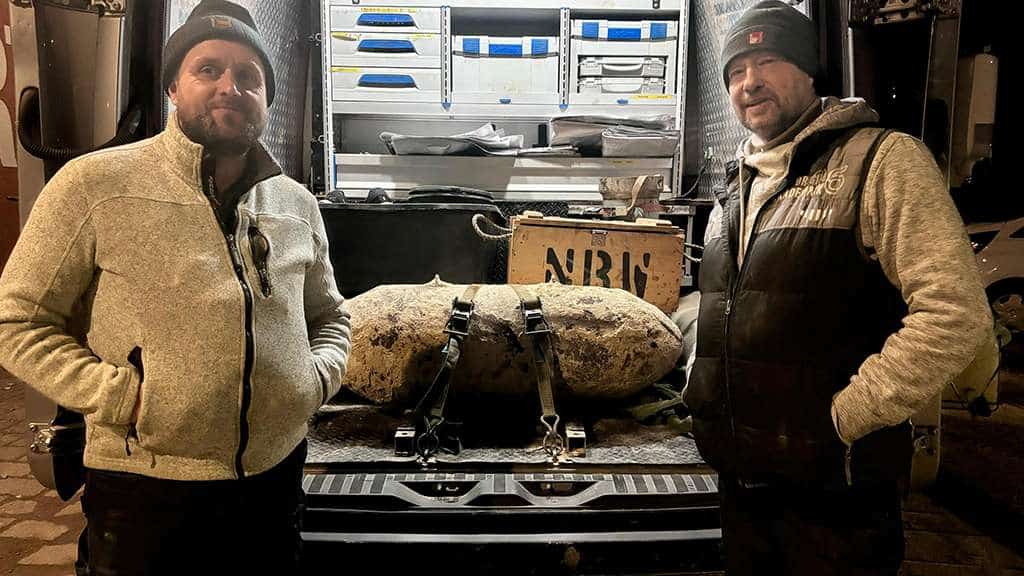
472,213,513,241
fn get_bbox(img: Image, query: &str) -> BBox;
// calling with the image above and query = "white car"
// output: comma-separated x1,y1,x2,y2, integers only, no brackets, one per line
967,216,1024,333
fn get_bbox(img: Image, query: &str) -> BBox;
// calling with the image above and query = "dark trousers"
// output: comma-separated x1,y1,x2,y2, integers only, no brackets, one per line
79,440,307,576
719,477,904,576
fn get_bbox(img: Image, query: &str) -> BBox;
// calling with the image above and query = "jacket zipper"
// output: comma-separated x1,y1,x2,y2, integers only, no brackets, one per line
726,166,854,486
204,172,255,480
723,170,790,464
844,445,854,486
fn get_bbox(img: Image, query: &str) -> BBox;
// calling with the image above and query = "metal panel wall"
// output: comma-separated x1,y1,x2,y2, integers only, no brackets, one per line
168,1,310,182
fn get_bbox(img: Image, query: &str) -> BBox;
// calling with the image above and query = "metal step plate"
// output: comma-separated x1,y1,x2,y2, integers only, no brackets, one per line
303,470,718,508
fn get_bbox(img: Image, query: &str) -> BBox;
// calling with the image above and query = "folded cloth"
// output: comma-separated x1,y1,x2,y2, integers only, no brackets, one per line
601,125,680,157
549,114,673,151
380,123,524,156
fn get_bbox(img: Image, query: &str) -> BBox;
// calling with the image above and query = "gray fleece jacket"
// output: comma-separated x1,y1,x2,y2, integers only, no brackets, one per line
0,113,351,480
717,96,991,444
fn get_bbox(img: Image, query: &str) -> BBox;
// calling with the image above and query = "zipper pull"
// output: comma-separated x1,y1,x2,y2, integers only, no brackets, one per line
248,226,273,297
256,268,272,297
724,298,733,317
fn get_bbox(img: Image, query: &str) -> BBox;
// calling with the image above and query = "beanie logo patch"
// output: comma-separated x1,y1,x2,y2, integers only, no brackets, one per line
748,31,764,45
208,15,233,30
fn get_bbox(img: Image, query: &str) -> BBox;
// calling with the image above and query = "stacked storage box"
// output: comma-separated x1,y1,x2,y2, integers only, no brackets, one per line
452,35,560,105
570,19,678,106
330,6,443,103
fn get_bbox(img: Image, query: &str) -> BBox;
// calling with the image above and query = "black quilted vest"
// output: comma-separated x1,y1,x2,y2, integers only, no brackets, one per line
685,126,913,490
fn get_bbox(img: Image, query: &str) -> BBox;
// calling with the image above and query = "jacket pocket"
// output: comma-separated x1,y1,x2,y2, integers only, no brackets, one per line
682,358,723,419
124,346,144,455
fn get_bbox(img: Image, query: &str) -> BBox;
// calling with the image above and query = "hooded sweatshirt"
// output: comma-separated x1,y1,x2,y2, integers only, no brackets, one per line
720,96,991,444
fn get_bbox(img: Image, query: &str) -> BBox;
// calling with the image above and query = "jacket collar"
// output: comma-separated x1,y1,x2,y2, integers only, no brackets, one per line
159,110,283,190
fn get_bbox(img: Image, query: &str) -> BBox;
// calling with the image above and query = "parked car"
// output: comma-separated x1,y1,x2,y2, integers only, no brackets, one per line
967,216,1024,334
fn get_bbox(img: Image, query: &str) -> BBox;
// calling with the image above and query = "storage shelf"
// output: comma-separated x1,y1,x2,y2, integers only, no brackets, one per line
332,100,678,118
334,153,674,201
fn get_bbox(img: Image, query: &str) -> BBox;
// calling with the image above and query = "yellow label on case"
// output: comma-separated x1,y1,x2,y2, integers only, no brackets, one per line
332,32,359,40
635,94,673,100
332,67,361,73
360,7,417,12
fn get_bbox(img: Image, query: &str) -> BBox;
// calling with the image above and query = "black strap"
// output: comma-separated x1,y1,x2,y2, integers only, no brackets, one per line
511,286,566,459
411,284,481,458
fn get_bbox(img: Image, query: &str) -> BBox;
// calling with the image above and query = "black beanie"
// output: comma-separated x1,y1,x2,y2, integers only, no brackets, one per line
162,0,276,105
721,0,818,87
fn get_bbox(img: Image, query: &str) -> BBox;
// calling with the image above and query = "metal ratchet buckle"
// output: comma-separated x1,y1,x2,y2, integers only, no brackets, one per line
521,305,551,336
444,298,474,337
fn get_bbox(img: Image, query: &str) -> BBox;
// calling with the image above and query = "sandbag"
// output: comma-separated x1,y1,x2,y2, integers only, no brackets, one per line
341,278,683,404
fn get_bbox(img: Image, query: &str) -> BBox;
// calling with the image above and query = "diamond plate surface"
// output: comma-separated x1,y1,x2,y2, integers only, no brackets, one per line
307,404,704,465
168,1,310,181
686,1,809,200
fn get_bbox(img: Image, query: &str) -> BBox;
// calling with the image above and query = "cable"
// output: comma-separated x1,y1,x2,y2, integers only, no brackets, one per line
678,155,710,200
18,87,143,163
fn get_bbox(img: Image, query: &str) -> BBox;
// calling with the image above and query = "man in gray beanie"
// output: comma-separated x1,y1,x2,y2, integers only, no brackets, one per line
0,0,350,573
684,1,991,574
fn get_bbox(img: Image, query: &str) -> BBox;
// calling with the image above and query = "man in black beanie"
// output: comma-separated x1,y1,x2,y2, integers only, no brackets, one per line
0,1,351,574
684,1,991,574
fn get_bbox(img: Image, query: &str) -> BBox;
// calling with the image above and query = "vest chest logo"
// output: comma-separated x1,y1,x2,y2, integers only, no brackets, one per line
783,164,849,199
759,164,855,231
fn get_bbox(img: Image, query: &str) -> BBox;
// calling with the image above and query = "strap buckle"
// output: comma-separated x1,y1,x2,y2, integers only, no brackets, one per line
444,297,475,338
520,302,551,336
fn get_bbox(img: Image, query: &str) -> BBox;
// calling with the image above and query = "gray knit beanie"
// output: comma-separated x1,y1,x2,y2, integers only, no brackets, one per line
162,0,275,105
721,0,818,87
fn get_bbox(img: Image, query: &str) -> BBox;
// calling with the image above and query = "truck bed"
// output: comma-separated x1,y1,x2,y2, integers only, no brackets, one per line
307,400,705,466
301,398,723,574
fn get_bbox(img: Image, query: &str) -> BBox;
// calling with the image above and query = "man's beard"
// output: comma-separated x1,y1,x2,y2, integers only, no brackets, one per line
742,113,790,143
179,111,262,155
740,95,811,143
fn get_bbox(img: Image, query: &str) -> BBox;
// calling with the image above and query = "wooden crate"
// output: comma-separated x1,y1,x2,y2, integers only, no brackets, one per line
507,213,684,313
